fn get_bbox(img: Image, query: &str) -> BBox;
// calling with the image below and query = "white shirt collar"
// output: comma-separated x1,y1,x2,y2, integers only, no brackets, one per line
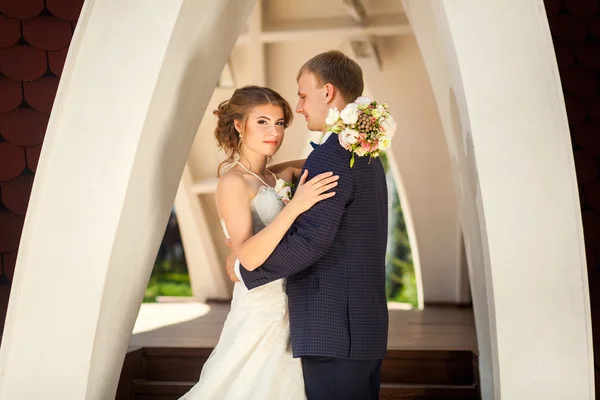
320,131,333,144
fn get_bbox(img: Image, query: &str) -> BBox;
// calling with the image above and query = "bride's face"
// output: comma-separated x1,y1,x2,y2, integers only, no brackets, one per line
235,103,285,157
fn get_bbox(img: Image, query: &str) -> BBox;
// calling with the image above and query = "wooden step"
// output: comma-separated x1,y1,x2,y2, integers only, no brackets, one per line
130,380,479,400
119,347,480,399
133,379,191,395
139,347,476,386
379,383,479,399
382,349,476,385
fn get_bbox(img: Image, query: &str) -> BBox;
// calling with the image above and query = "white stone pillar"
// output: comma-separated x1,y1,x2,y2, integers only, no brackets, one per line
0,0,256,398
403,0,594,398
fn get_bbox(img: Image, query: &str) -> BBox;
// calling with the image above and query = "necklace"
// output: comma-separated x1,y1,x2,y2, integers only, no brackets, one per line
236,161,277,188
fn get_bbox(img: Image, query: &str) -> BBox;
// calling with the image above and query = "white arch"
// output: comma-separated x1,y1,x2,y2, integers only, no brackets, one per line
403,0,594,398
0,0,256,398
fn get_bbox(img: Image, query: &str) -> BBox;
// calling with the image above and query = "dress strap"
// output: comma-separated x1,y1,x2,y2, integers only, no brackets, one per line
267,169,278,182
236,161,274,188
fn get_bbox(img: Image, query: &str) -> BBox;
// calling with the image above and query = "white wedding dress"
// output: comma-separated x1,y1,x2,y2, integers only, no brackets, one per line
180,185,306,400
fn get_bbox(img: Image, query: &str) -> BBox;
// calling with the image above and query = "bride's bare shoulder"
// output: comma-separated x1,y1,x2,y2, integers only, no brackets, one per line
216,168,251,200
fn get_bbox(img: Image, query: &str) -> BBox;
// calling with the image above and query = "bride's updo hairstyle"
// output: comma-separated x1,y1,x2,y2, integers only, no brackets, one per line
214,85,293,177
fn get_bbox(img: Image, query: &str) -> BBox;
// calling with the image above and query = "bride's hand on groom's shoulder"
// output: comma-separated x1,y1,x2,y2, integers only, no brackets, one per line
288,170,339,215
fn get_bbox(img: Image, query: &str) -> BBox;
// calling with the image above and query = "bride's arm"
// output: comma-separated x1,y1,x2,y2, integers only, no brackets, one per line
216,171,338,271
269,159,305,181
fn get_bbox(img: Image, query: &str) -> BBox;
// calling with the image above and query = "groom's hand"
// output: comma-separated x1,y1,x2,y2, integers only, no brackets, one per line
225,246,240,283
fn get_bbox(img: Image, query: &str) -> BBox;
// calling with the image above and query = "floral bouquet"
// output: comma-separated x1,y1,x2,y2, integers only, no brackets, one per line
324,96,396,167
274,179,295,204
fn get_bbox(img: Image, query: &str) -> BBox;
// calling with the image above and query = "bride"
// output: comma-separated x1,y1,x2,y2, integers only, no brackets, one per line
180,86,339,399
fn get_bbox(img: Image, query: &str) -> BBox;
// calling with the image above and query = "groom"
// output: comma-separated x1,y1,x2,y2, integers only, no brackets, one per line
227,50,388,400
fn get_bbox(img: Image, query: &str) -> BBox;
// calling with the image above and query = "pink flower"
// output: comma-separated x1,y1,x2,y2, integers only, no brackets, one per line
338,132,353,150
339,128,359,150
277,186,292,204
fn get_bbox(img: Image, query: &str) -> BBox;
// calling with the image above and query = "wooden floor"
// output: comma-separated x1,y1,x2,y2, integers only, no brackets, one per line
122,302,480,399
130,301,477,352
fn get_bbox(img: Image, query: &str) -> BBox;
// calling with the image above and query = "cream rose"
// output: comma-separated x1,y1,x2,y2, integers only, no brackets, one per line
355,96,373,105
380,115,397,137
325,108,340,126
340,103,359,124
354,146,369,157
340,128,360,145
378,135,391,150
274,178,287,193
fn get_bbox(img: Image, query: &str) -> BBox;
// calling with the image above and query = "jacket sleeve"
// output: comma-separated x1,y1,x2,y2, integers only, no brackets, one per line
240,148,354,289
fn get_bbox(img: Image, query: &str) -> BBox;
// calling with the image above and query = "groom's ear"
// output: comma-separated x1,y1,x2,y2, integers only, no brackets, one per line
323,83,336,104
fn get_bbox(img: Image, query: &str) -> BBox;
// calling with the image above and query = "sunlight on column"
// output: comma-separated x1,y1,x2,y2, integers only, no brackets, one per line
133,303,212,334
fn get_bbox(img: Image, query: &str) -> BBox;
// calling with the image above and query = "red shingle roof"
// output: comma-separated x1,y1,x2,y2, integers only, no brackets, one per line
23,77,60,112
574,122,600,154
0,0,45,19
575,151,600,185
564,93,587,124
0,76,22,113
0,14,20,48
22,16,73,51
585,182,600,213
573,42,600,71
587,98,600,120
48,47,68,76
0,45,48,81
0,109,49,146
1,175,34,215
46,0,85,22
0,0,83,290
588,17,600,40
548,13,588,43
0,143,26,180
560,63,600,97
2,251,17,281
0,210,25,253
544,0,563,15
25,144,42,172
563,0,600,18
553,39,574,70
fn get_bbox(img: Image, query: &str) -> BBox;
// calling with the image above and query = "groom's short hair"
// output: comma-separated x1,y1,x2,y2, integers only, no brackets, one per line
297,50,364,104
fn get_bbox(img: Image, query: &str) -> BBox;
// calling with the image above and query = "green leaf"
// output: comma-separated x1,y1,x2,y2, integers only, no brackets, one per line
350,151,355,168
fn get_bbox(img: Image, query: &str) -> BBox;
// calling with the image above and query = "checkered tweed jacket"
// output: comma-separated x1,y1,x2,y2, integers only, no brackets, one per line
240,133,389,360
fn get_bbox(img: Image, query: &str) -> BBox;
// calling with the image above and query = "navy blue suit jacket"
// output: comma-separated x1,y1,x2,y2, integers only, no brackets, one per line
240,133,389,360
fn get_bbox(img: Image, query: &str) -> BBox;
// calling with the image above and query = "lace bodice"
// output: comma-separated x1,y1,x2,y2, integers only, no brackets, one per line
249,186,285,233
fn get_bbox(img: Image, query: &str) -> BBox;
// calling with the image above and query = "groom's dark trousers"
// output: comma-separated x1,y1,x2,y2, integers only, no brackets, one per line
302,357,382,400
240,134,389,399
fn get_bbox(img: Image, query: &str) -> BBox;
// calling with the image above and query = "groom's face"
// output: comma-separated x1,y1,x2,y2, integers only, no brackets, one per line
296,72,329,133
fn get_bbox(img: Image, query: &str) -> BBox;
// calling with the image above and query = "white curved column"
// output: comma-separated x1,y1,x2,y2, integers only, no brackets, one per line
0,0,256,399
403,0,594,398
